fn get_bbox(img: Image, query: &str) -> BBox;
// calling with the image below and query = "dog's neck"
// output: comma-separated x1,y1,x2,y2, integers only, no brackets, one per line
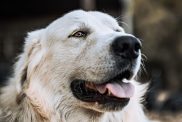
60,107,103,122
0,79,149,122
20,90,122,122
0,90,149,122
15,96,121,122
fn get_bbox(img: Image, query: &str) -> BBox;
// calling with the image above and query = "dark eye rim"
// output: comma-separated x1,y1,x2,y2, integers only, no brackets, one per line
115,29,122,32
69,31,87,38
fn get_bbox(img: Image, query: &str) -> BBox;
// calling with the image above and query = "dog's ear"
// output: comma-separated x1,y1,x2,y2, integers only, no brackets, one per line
14,29,45,94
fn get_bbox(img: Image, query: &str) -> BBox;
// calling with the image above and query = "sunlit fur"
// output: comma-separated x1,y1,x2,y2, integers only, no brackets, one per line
0,10,150,122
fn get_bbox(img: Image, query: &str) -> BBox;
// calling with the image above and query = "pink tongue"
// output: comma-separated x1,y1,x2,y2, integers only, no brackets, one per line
95,82,134,98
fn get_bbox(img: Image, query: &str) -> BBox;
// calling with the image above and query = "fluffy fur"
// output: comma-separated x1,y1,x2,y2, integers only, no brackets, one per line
0,10,150,122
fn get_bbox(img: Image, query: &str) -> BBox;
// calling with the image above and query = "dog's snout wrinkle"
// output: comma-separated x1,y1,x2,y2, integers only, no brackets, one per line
111,36,141,60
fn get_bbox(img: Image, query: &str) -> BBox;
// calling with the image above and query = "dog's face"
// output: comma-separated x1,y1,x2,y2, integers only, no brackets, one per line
23,10,141,113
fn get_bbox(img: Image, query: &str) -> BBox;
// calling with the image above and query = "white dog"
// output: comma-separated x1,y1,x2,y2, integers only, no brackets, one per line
0,10,150,122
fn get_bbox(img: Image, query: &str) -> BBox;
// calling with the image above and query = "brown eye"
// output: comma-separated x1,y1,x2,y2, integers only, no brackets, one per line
72,31,87,38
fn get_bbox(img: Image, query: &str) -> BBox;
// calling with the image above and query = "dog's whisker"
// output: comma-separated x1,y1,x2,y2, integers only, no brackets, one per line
141,53,148,61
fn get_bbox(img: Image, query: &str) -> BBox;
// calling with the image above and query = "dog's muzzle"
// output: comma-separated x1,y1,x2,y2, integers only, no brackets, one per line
70,36,141,111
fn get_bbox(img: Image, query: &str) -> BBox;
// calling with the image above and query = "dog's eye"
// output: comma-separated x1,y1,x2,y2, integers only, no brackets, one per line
115,29,121,32
71,31,87,38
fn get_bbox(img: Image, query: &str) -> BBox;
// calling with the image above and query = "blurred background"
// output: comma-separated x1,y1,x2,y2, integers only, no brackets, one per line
0,0,182,121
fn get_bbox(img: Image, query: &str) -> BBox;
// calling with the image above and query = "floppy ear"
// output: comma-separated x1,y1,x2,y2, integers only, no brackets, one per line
14,29,45,95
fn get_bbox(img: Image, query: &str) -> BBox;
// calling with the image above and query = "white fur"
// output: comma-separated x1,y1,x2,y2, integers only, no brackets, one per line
0,10,150,122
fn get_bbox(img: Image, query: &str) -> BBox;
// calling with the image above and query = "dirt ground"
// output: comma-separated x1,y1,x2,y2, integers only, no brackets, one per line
148,112,182,122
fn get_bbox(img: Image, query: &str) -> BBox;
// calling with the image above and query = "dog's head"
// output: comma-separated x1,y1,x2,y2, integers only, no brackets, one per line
16,10,142,113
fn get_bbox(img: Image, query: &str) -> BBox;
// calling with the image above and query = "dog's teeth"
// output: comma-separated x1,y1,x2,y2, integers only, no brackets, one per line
108,91,111,96
123,79,129,83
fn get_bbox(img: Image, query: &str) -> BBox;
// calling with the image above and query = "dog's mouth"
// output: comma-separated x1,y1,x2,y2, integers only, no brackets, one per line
70,70,134,108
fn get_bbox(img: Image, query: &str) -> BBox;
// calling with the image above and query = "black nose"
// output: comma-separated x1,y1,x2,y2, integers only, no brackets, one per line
111,36,141,59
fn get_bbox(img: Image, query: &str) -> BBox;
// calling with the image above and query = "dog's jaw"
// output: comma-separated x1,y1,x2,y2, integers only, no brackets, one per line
58,81,149,122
